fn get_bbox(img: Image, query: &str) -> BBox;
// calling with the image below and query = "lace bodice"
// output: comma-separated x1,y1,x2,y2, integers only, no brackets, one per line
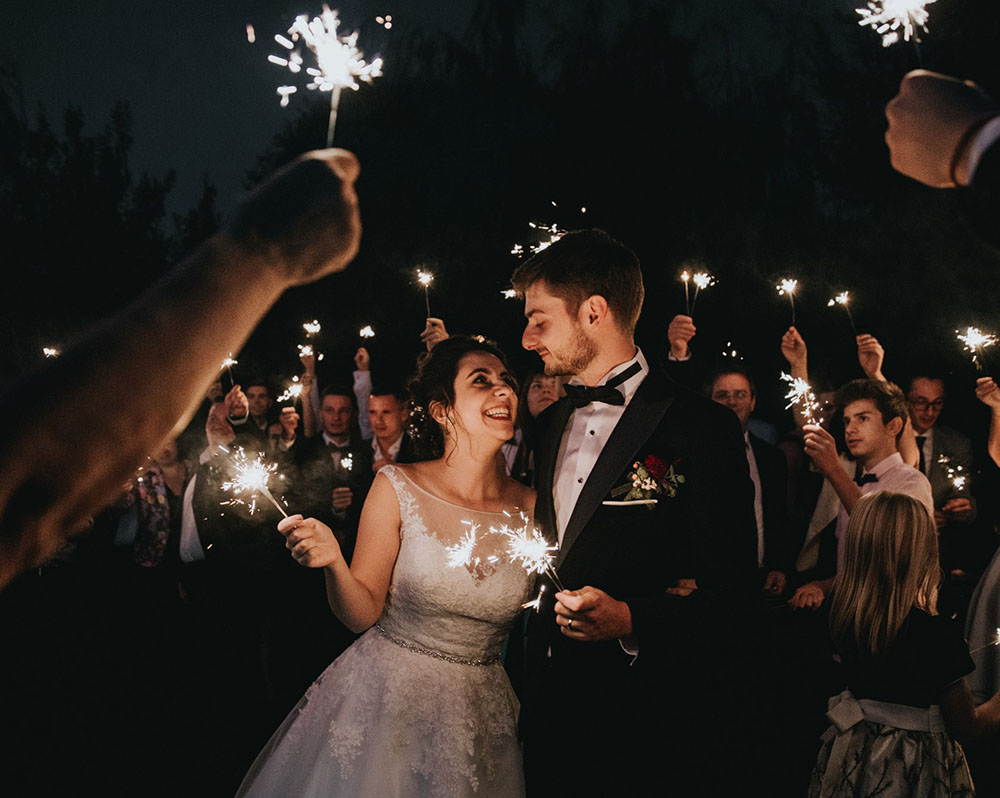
377,464,535,663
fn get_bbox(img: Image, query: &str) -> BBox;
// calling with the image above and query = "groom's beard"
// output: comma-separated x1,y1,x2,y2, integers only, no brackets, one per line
543,327,597,378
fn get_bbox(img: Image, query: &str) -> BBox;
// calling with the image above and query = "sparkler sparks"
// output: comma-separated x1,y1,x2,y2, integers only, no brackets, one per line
777,279,798,325
277,376,304,403
956,327,998,371
781,372,824,427
510,222,566,257
445,523,481,569
856,0,936,48
269,6,384,145
689,271,715,316
375,14,392,29
359,325,375,338
220,447,289,517
828,291,858,336
970,627,1000,655
501,289,517,300
42,346,60,358
303,320,322,337
936,454,968,492
416,269,434,317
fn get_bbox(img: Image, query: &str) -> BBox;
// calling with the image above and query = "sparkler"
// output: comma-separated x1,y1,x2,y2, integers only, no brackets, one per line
42,346,60,358
268,6,384,146
856,0,936,51
689,271,715,317
416,269,434,317
341,453,353,471
221,354,238,388
721,341,742,360
277,376,304,404
828,291,858,336
501,289,517,300
777,279,798,326
936,454,968,492
445,512,566,593
956,327,998,372
219,446,289,517
303,319,322,337
510,222,566,258
781,372,824,427
970,627,1000,655
359,325,375,339
375,15,392,30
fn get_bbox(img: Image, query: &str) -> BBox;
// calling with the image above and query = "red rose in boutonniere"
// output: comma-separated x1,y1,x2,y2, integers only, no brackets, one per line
605,455,685,509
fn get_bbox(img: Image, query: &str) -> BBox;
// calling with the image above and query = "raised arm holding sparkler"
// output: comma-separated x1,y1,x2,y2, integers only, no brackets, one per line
0,148,361,588
975,376,1000,469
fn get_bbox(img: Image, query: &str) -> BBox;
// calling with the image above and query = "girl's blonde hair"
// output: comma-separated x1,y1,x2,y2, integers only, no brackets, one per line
829,491,940,661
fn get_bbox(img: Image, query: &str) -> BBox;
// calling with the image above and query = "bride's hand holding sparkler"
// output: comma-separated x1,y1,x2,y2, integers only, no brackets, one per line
886,70,999,188
226,150,361,284
554,586,633,644
279,514,344,569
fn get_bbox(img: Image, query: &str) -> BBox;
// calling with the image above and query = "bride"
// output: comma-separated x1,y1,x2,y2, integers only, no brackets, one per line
237,335,536,797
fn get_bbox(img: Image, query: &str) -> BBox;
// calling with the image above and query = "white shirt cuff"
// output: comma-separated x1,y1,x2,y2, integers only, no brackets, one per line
967,116,1000,184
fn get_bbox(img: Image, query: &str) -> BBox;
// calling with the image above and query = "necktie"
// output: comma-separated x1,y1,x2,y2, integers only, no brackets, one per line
562,361,642,409
854,472,878,486
915,435,927,475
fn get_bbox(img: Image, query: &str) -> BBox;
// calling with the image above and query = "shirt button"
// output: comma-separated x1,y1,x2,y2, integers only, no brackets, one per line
577,478,583,484
589,430,595,435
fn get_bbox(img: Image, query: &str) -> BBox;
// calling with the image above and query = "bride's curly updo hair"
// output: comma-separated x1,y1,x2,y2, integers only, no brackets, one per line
406,335,517,461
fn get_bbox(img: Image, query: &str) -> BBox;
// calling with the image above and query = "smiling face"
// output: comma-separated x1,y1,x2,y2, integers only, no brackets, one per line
246,384,272,421
521,280,597,377
321,394,354,438
908,377,945,434
843,398,901,468
369,394,408,445
438,352,517,449
710,373,756,430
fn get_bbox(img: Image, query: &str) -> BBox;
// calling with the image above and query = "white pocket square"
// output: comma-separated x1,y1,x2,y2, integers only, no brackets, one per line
601,499,658,506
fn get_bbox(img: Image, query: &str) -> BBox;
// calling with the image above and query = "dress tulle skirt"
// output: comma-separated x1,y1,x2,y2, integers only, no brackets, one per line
236,626,526,798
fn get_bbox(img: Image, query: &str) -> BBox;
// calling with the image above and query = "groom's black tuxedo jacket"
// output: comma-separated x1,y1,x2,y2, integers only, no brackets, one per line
517,364,758,715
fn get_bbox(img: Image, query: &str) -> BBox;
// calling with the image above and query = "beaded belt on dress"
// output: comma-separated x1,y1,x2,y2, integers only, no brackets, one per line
375,623,499,666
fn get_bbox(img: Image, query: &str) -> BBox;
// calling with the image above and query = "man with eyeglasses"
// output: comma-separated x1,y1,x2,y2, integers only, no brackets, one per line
907,375,977,581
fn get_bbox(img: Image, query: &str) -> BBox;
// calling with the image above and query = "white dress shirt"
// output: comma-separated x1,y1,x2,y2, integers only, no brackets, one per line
744,432,765,568
553,348,649,545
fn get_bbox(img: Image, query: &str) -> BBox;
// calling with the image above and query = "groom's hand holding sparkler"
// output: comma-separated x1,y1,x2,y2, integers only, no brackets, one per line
886,70,999,188
226,149,361,283
554,586,633,645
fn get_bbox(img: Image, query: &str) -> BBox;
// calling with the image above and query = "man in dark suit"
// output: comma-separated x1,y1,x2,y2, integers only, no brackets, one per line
368,385,418,472
286,385,374,563
510,229,758,796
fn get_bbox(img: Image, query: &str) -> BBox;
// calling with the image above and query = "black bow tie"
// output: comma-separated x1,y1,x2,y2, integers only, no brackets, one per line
854,473,878,486
563,361,642,409
327,441,350,454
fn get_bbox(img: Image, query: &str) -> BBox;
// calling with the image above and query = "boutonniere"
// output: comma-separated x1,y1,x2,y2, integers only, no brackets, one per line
604,455,685,508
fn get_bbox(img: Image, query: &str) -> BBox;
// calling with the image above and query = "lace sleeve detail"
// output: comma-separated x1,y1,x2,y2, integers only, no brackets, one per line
376,464,425,541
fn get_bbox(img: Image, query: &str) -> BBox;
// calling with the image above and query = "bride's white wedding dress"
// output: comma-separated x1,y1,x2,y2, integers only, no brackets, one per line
237,464,534,797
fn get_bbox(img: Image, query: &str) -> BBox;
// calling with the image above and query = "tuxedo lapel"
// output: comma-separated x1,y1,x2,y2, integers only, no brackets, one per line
558,371,675,566
536,398,574,540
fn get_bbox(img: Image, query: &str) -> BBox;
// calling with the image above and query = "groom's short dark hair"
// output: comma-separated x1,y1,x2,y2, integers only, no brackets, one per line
511,229,644,334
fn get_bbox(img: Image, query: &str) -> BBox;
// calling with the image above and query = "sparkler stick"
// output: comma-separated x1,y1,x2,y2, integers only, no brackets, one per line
970,627,1000,655
268,6,384,146
777,279,798,326
221,354,238,390
416,269,434,317
956,327,997,373
680,271,690,316
828,292,858,337
219,446,289,518
780,372,824,427
689,272,715,317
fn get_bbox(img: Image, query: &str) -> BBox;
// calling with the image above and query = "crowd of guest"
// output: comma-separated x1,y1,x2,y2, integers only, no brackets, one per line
3,299,1000,795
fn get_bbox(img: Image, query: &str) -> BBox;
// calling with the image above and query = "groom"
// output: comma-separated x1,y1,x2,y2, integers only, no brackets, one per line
511,230,758,796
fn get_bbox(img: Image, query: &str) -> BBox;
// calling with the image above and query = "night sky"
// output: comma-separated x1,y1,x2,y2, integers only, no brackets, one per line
5,0,1000,431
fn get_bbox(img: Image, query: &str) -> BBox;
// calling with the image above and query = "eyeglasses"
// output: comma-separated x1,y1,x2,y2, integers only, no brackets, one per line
713,390,751,401
909,398,945,411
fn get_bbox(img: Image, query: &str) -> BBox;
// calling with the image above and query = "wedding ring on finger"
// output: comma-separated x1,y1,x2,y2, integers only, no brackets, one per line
567,619,573,630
